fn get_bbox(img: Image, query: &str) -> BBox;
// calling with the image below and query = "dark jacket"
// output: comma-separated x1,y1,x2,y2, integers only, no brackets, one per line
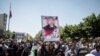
40,44,62,56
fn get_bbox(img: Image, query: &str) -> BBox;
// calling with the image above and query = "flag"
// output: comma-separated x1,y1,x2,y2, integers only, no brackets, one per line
9,3,12,19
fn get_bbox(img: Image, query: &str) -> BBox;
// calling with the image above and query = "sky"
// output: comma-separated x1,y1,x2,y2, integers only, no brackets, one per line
0,0,100,37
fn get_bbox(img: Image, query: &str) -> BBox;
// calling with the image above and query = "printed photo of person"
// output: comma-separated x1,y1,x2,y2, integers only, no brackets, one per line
43,17,57,36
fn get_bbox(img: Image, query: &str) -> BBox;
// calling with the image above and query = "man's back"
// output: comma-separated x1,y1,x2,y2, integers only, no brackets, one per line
90,49,100,56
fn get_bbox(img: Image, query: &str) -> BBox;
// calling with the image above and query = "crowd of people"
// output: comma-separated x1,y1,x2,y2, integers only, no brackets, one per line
0,38,100,56
33,38,100,56
0,38,32,56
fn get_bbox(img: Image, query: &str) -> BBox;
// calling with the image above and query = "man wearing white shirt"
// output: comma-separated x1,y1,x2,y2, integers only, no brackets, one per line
90,45,100,56
85,54,95,56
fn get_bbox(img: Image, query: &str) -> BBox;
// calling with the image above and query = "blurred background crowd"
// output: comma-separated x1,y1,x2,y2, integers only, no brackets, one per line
0,37,100,56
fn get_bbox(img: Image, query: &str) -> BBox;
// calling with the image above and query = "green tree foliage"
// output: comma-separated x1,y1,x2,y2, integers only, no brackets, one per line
35,30,42,40
62,13,100,40
3,30,13,39
26,33,33,41
82,13,100,37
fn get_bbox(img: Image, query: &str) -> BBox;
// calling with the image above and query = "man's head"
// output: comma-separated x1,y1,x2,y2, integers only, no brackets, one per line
70,46,75,51
95,45,100,52
49,43,54,50
48,17,55,26
45,42,50,51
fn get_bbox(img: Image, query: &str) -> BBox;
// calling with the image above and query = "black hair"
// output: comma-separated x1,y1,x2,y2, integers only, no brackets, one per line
95,45,100,49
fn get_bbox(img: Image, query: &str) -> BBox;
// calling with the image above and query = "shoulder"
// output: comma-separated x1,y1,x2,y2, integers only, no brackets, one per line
90,49,96,53
85,54,95,56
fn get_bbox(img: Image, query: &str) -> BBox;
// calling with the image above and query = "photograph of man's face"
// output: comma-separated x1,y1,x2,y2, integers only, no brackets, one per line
42,16,60,41
42,16,58,36
47,17,55,27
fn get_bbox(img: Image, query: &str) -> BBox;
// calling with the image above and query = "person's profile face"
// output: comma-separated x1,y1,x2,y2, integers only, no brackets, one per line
48,18,55,26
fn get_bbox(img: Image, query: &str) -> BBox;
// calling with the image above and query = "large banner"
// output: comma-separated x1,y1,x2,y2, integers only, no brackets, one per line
41,16,60,41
